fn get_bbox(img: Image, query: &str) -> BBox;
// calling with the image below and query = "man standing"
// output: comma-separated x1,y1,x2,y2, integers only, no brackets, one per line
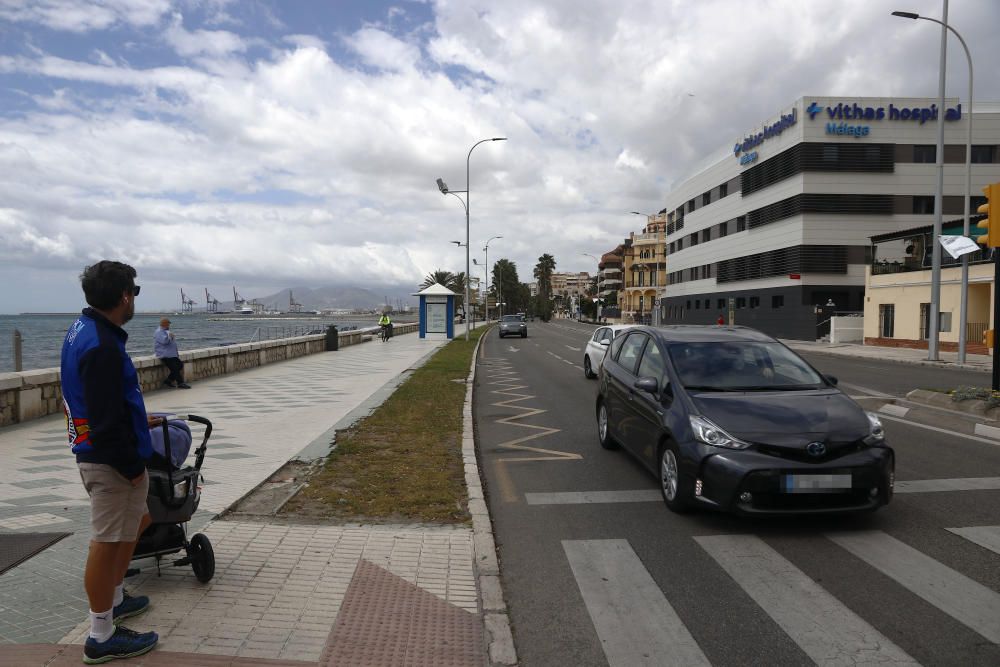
61,261,159,664
154,318,190,389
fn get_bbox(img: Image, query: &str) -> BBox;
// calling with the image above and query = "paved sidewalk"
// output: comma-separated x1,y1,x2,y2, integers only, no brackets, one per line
0,329,493,665
783,338,993,372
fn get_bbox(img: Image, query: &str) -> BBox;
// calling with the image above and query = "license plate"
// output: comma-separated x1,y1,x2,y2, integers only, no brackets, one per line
782,474,852,493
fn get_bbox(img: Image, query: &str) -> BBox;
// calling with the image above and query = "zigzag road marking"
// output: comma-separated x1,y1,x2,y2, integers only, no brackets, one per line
484,358,580,463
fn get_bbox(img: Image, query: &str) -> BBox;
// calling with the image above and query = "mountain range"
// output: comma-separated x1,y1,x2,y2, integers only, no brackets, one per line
244,285,419,311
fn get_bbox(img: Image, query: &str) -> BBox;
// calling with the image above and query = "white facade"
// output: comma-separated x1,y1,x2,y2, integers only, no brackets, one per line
657,95,1000,338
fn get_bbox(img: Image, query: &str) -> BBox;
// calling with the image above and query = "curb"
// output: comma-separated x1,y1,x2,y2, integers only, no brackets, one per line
906,388,1000,421
464,327,518,667
783,343,993,373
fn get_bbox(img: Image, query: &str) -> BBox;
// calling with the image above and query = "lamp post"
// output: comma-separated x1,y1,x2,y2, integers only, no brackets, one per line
891,3,947,360
583,252,602,321
484,235,502,320
893,6,973,362
437,137,507,341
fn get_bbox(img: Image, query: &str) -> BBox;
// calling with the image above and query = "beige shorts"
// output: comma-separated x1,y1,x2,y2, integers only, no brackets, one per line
78,463,149,543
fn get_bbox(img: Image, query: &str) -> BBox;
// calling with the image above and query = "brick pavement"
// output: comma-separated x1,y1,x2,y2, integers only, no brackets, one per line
0,331,499,665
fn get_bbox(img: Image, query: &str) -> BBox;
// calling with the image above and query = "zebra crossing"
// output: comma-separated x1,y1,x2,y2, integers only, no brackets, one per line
564,527,1000,666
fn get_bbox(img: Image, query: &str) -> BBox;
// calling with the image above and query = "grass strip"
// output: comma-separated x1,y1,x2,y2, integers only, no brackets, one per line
282,327,485,524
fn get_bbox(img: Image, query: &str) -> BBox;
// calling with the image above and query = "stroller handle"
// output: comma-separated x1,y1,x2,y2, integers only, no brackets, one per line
156,414,213,472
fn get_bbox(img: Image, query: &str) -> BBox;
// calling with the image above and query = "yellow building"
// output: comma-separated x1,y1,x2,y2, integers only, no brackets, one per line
865,218,991,353
621,213,667,322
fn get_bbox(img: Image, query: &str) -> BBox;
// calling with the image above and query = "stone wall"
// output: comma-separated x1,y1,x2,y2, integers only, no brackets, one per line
0,323,418,428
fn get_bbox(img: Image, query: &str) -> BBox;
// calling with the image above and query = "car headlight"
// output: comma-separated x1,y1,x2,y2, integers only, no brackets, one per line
689,415,750,450
863,411,885,445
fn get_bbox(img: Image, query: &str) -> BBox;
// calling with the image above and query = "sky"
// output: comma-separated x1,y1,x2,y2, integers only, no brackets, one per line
1,0,999,313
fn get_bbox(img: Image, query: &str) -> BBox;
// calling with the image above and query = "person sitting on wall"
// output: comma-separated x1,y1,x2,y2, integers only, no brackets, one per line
154,319,190,389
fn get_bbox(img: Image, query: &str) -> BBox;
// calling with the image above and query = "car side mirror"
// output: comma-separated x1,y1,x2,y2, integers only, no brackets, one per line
825,374,838,386
634,377,658,394
600,339,611,346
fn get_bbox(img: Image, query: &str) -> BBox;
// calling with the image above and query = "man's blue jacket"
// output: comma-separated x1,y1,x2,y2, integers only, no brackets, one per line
60,308,152,479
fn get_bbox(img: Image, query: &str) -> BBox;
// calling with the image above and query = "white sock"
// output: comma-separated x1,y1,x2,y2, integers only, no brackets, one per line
89,609,114,643
113,583,124,608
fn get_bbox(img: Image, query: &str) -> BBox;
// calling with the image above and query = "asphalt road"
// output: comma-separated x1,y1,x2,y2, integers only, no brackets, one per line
796,350,992,397
474,320,1000,667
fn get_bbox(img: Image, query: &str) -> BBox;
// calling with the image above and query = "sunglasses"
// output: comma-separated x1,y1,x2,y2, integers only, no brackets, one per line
132,285,141,296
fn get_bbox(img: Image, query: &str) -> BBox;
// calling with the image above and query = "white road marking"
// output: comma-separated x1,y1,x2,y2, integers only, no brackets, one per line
547,350,566,362
878,403,910,417
974,423,1000,440
565,344,582,352
563,539,710,667
880,413,1000,447
946,526,1000,556
828,530,1000,644
508,345,519,352
837,381,893,398
526,490,661,505
696,535,916,665
895,477,1000,493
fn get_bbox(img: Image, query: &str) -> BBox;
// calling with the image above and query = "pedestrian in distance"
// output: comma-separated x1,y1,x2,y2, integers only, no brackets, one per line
61,260,160,664
717,313,725,326
154,318,190,389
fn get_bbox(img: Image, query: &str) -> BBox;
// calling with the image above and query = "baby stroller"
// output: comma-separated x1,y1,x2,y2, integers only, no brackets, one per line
127,414,215,583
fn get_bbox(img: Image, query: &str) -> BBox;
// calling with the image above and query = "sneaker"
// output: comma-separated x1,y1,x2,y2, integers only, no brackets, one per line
83,626,158,664
113,592,149,624
177,382,191,389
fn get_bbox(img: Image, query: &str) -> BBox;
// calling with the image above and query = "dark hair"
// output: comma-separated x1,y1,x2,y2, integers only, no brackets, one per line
80,261,137,310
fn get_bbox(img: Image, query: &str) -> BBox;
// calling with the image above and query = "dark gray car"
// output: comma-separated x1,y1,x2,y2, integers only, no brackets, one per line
499,314,527,338
595,325,894,515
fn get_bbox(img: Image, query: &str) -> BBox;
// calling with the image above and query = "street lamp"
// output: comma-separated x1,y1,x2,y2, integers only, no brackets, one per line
891,5,948,360
583,252,603,321
484,235,502,320
893,8,974,362
436,137,507,341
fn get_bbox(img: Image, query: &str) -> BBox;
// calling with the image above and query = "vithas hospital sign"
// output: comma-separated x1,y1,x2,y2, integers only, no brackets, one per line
808,100,962,138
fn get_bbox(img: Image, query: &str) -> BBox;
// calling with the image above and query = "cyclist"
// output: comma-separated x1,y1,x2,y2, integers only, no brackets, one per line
378,312,392,342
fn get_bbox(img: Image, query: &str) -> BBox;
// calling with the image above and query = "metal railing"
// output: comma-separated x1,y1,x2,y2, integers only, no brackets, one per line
967,321,989,345
248,325,329,343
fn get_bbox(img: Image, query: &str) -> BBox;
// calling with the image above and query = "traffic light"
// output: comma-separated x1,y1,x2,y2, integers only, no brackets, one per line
976,182,1000,247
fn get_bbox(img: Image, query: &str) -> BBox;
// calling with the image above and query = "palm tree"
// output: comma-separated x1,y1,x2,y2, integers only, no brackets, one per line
420,270,455,290
533,254,556,321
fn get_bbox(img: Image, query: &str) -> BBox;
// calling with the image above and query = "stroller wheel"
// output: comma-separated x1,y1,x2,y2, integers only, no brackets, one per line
189,533,215,583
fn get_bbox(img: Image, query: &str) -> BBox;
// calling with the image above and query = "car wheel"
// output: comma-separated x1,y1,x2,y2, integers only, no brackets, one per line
584,356,595,379
597,400,618,450
521,332,527,338
659,442,692,513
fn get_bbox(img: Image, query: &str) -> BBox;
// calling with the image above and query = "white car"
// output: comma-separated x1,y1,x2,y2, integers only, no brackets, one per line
583,324,635,379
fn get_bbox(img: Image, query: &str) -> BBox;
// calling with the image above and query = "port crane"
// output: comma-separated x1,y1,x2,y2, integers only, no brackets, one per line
180,289,196,313
233,287,245,310
288,291,303,314
204,289,220,313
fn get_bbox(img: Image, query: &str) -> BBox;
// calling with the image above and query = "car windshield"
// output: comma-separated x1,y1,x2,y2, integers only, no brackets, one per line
667,341,825,391
501,315,521,323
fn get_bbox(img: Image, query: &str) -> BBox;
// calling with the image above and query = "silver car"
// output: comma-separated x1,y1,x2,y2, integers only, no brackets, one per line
499,314,527,338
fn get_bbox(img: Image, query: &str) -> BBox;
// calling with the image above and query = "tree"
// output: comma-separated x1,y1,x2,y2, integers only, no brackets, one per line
420,269,466,317
533,253,556,321
491,259,520,316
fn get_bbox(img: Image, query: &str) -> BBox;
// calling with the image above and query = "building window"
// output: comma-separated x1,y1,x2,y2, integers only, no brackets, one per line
750,296,760,308
690,233,699,246
677,238,683,250
704,299,710,309
736,297,746,309
912,196,935,214
717,298,726,310
913,145,936,163
702,229,711,243
650,269,657,285
702,192,711,206
695,299,700,309
687,199,695,213
688,268,698,281
719,222,728,238
822,145,839,162
719,182,728,198
772,295,784,308
879,304,895,338
686,300,691,309
972,145,997,164
919,303,930,340
736,216,747,232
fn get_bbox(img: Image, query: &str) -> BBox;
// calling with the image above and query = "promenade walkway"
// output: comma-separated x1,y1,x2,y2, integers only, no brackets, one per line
0,329,492,665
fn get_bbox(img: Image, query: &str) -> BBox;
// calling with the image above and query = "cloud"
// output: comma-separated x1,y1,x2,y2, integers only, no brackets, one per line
0,0,172,32
0,0,999,313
